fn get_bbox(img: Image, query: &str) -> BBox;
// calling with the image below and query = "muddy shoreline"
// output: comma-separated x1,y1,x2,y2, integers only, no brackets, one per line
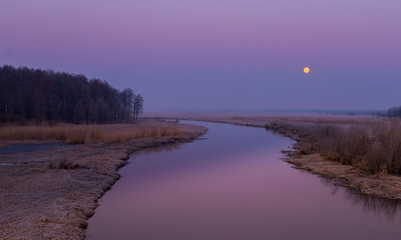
0,122,207,240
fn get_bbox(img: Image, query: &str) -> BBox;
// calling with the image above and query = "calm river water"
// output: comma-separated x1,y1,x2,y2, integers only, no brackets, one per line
87,121,401,240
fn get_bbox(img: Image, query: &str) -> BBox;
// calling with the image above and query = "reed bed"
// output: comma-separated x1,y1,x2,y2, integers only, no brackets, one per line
268,119,401,175
0,124,183,144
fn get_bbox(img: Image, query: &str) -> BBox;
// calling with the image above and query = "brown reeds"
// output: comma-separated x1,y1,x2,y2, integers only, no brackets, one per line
267,119,401,175
47,158,89,170
0,124,183,144
307,121,401,175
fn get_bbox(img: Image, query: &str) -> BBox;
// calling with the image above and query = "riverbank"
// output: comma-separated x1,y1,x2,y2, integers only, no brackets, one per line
266,122,401,200
0,120,207,240
145,112,401,200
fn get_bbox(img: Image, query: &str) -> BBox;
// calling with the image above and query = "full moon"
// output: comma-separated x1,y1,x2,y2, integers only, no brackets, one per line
303,67,310,73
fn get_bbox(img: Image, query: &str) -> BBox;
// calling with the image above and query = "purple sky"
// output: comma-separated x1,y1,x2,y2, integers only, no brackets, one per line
1,0,401,111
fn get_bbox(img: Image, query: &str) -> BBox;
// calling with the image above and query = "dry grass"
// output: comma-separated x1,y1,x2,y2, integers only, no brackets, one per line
0,123,183,144
47,158,89,170
268,119,401,175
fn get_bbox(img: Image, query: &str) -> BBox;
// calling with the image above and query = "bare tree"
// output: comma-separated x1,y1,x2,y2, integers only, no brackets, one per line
133,94,144,120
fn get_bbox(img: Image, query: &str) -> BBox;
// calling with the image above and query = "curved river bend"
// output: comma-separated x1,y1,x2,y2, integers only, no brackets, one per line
87,121,401,240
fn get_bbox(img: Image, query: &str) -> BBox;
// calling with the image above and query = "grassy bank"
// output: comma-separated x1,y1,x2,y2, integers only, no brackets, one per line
266,119,401,175
0,123,183,144
0,120,208,240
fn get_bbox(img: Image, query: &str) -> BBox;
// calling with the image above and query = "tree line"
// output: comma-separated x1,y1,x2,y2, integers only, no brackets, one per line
387,106,401,118
0,65,143,124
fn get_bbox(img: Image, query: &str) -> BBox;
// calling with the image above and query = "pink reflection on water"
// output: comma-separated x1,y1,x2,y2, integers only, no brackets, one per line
87,122,401,240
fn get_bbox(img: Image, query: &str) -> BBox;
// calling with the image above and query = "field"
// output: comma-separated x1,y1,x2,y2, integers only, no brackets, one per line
0,121,184,145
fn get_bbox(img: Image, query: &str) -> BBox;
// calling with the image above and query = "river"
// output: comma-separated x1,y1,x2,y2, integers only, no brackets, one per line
86,121,401,240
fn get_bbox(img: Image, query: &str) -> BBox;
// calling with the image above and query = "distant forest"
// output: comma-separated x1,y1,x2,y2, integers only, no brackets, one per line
387,107,401,118
0,65,143,124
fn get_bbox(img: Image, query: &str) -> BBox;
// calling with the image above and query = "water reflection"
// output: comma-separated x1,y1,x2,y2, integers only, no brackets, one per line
87,121,401,240
319,177,401,222
345,190,401,221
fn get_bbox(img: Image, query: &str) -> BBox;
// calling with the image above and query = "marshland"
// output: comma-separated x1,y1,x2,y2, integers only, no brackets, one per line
0,122,185,145
2,112,401,239
146,112,401,199
3,0,401,239
86,119,401,240
0,119,207,239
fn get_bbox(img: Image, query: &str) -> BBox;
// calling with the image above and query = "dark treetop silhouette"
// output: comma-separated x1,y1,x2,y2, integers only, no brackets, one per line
0,65,143,124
